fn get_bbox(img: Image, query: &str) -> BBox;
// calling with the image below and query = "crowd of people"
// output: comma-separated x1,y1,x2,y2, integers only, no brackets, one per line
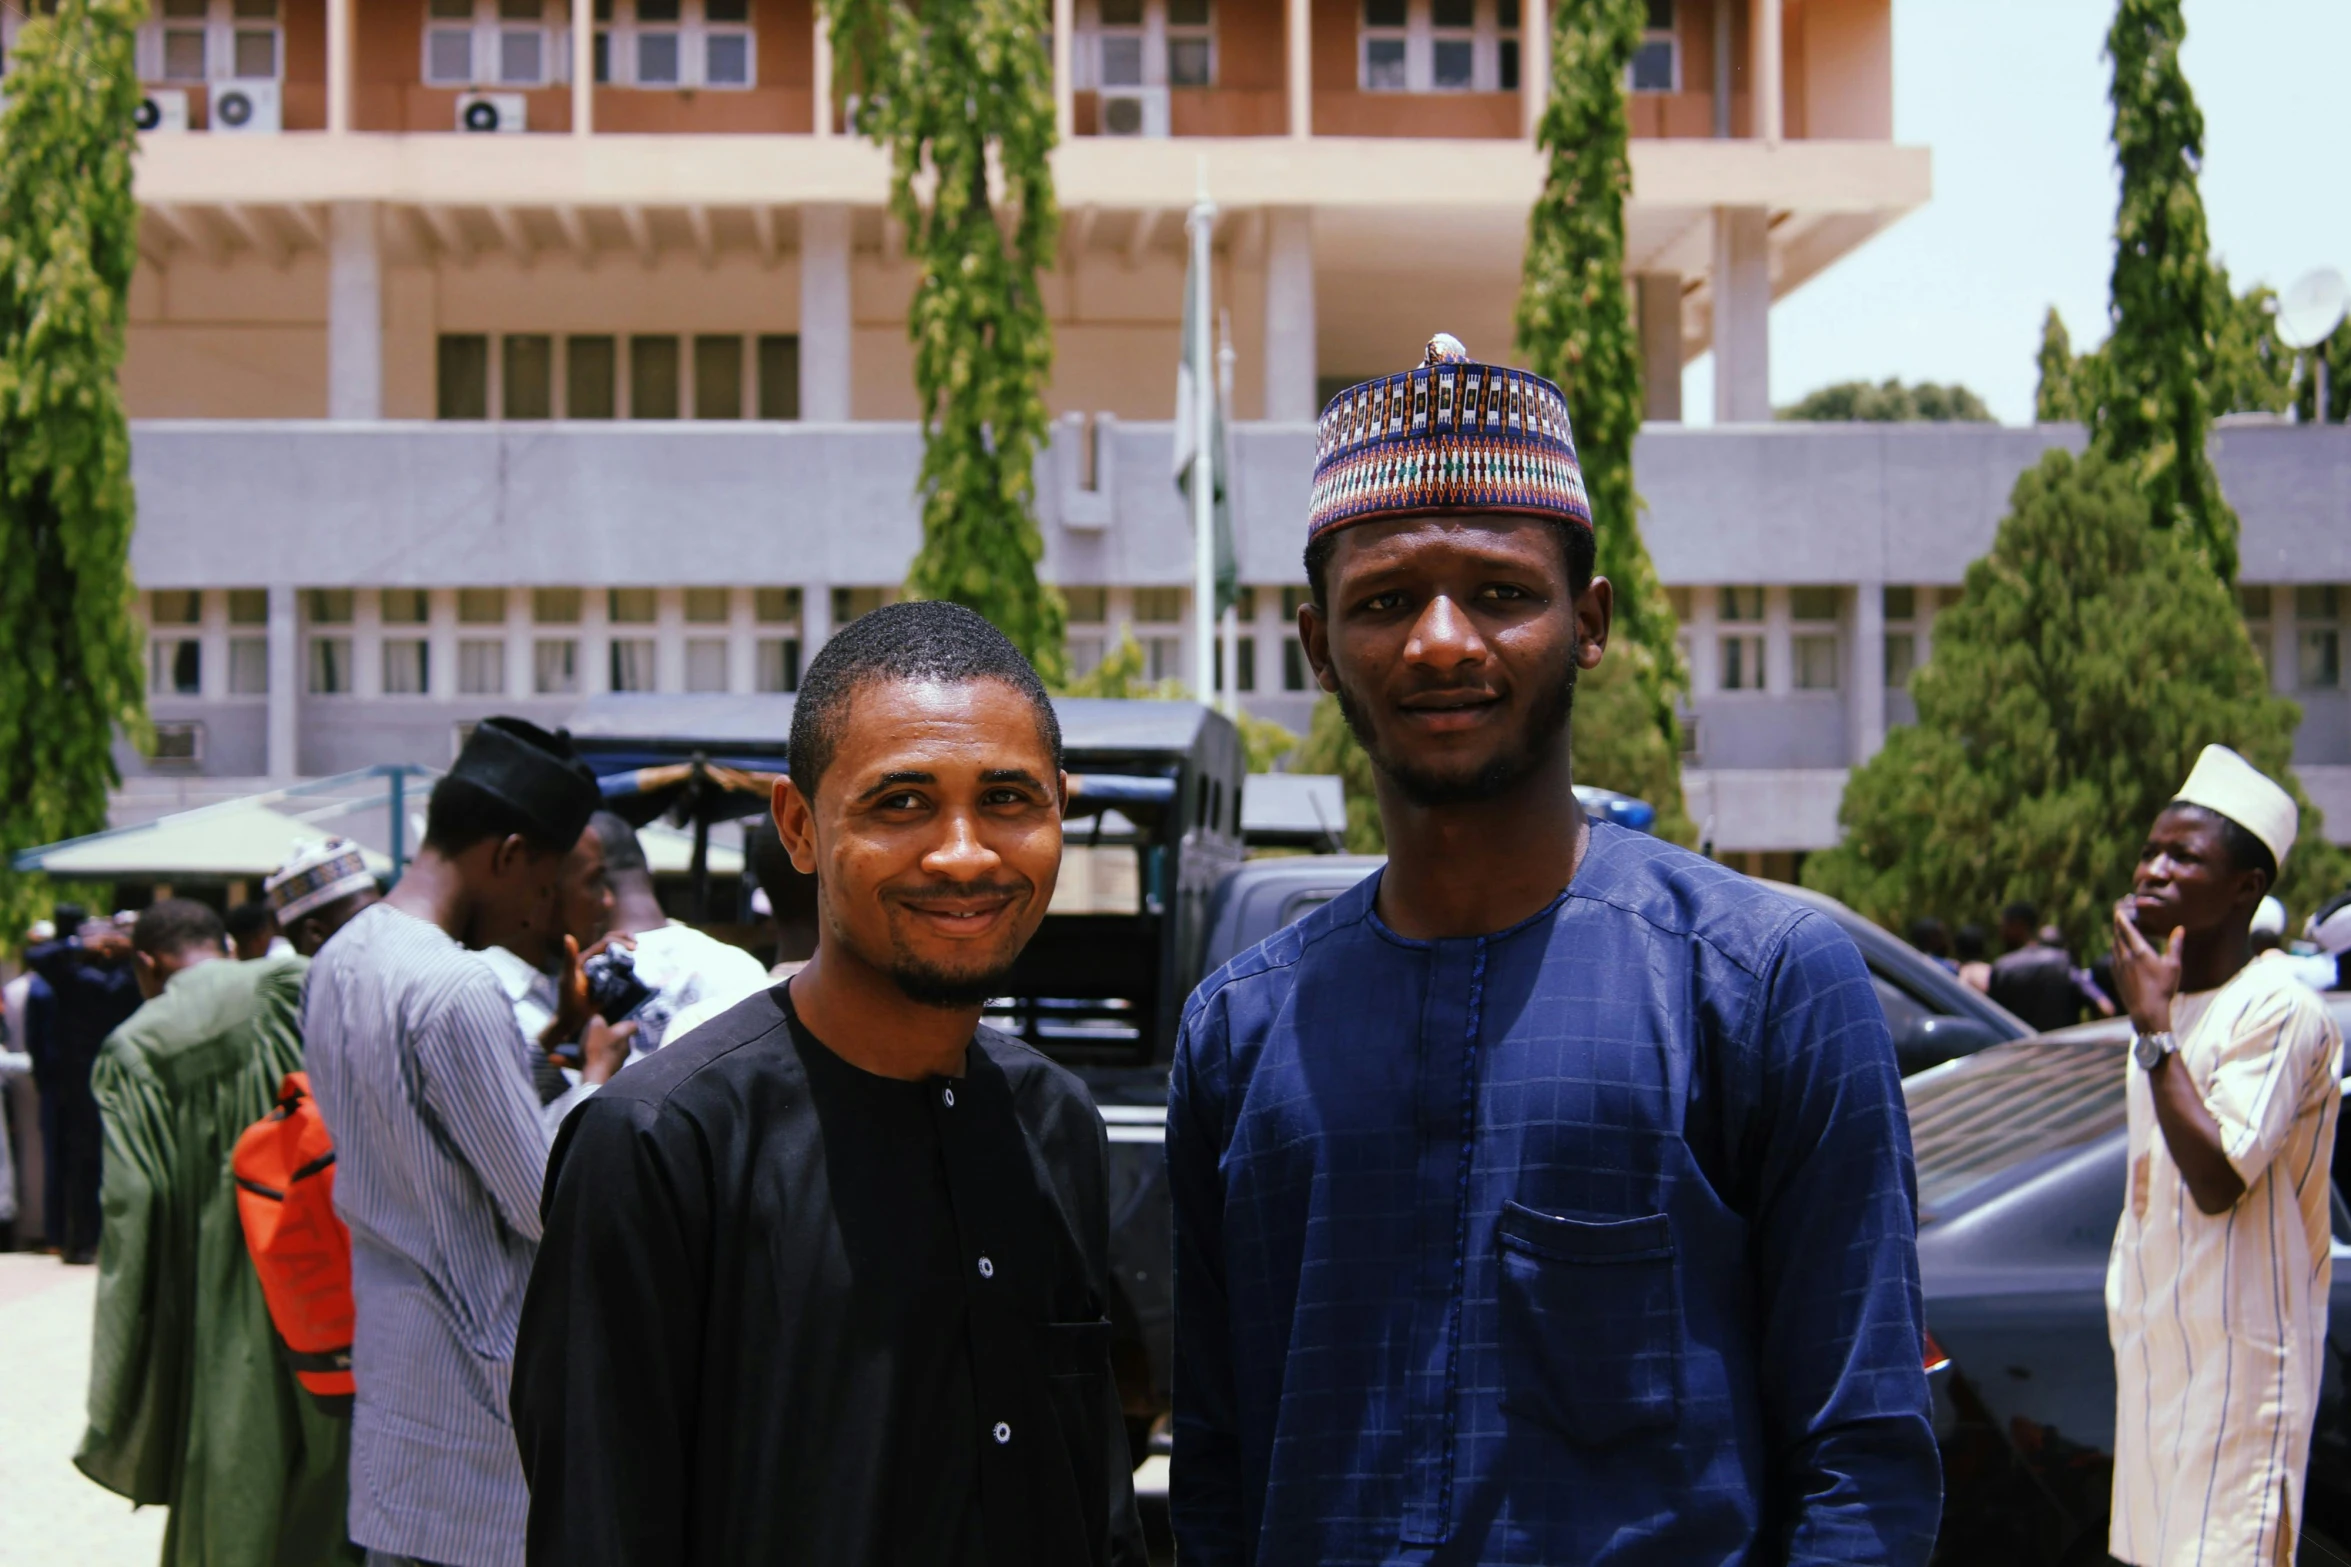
6,337,2343,1567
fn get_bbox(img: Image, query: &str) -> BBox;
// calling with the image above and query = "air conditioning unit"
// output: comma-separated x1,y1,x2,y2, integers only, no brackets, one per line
456,91,527,133
150,721,206,767
134,88,190,133
1099,86,1169,138
210,79,281,134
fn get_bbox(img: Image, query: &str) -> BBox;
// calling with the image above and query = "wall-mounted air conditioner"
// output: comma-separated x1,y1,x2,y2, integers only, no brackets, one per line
134,88,190,133
1099,85,1169,138
456,91,527,133
150,721,206,767
210,79,281,134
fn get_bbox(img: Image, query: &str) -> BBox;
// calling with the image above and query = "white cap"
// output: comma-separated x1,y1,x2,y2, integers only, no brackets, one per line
265,837,376,924
26,920,54,943
2173,744,2297,871
2253,896,2287,939
2309,892,2351,956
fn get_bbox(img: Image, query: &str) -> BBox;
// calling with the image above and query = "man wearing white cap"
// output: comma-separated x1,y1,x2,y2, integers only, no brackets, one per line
2107,744,2344,1567
264,838,382,958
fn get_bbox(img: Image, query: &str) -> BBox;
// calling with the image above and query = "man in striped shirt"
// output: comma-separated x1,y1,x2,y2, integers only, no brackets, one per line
305,717,628,1567
2107,745,2344,1567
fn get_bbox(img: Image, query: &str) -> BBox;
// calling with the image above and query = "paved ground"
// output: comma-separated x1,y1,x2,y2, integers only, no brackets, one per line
0,1253,165,1566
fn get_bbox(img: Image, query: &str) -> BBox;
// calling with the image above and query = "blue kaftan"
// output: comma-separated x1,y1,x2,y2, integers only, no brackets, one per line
1167,825,1940,1565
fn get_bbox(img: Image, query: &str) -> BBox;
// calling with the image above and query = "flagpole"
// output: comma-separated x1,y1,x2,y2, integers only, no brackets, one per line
1188,164,1217,708
1217,308,1239,717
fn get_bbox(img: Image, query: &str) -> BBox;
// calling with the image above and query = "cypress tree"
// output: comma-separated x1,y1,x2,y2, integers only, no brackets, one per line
0,0,148,934
1514,0,1691,843
827,0,1066,679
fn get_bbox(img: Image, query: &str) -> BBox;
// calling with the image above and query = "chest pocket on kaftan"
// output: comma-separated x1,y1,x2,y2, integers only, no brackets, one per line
1495,1201,1682,1445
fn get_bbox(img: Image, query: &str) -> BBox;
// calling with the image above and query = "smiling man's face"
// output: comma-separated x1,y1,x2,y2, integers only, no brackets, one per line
1300,513,1608,807
778,675,1064,1010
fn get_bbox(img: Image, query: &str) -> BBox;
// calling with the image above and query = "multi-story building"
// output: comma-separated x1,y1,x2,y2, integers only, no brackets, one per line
36,0,2349,863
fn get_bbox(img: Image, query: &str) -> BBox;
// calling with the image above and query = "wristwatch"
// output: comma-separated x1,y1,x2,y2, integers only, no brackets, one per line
2132,1029,2179,1071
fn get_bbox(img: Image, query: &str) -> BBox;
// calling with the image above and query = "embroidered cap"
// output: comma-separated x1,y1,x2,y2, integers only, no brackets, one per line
265,837,377,924
2172,743,2297,871
1307,333,1591,546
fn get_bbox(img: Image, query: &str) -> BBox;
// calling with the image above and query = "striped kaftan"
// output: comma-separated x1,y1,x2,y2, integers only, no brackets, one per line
2107,950,2343,1567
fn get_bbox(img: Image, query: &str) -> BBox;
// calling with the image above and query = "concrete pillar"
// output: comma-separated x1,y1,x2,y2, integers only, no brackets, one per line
1762,585,1791,699
1286,0,1311,137
267,585,298,778
802,580,834,662
1712,0,1732,138
1635,272,1682,422
427,588,458,700
1751,0,1782,145
326,0,353,133
1520,0,1547,136
1711,206,1770,423
572,0,594,134
1054,0,1075,140
800,204,853,421
812,12,833,136
327,203,382,420
1849,580,1884,763
1263,208,1317,422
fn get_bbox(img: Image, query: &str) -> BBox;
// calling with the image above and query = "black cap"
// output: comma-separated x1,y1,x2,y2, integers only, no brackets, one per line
451,716,601,849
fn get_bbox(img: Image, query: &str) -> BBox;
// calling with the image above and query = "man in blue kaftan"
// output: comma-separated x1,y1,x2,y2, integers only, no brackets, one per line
1167,336,1940,1566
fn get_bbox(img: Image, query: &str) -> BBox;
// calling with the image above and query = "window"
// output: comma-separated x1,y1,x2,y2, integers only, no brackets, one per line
1496,0,1517,90
1064,586,1108,623
382,588,430,625
630,336,680,420
459,587,508,625
685,638,729,693
1429,0,1472,90
1361,0,1405,90
610,638,657,692
2300,586,2342,691
533,587,582,624
306,589,354,624
151,589,202,627
534,638,580,694
459,639,508,695
1097,0,1143,87
308,637,352,695
1214,636,1257,692
145,0,279,83
505,335,553,420
423,0,553,86
754,587,802,624
383,639,431,695
1790,586,1839,622
1068,633,1107,679
1719,635,1764,691
756,637,801,693
834,587,888,625
1167,0,1212,87
609,587,657,624
228,588,268,625
758,336,801,420
229,637,268,695
1628,0,1674,92
151,637,202,695
1882,585,1916,621
1283,639,1308,691
2241,585,2275,680
568,336,618,419
596,0,755,89
438,335,490,420
694,335,743,420
1144,636,1183,683
1134,587,1183,623
1360,0,1508,93
685,587,731,624
1793,634,1839,691
1883,633,1917,691
1717,585,1763,623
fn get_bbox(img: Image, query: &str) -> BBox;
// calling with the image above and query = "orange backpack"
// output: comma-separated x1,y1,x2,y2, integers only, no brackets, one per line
232,1071,356,1411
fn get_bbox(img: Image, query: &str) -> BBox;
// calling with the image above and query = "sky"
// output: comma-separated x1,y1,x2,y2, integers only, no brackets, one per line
1680,0,2351,426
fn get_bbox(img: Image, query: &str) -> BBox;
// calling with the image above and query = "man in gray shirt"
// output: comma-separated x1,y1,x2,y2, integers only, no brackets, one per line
304,718,626,1567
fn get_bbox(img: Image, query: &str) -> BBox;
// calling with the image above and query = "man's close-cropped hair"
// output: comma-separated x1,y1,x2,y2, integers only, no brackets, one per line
225,900,276,943
423,775,577,857
589,811,650,881
788,599,1064,804
1303,515,1595,609
132,898,229,959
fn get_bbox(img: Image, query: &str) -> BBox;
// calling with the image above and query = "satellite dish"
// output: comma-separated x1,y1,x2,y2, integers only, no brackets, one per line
2277,267,2348,349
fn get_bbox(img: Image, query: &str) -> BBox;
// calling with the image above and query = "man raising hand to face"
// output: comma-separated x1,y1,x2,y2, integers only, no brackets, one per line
515,601,1142,1567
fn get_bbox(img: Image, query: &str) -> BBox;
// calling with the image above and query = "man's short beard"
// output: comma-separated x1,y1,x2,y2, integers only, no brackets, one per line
887,954,1018,1011
1334,656,1578,808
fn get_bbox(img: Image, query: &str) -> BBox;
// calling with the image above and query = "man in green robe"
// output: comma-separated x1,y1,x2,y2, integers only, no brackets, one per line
75,898,358,1566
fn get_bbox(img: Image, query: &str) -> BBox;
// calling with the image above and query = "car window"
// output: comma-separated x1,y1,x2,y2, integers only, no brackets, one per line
1279,891,1337,930
1871,974,1933,1038
1905,1035,2128,1218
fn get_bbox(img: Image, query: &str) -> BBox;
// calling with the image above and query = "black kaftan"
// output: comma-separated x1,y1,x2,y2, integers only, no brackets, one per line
512,983,1143,1567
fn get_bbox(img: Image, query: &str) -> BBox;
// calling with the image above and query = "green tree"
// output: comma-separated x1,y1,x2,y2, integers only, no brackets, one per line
1059,629,1298,770
1778,379,1995,424
1514,0,1690,841
2034,308,2082,423
2289,317,2351,425
1803,449,2343,950
827,0,1066,679
1294,695,1387,856
0,0,148,938
2039,272,2291,427
2093,0,2238,579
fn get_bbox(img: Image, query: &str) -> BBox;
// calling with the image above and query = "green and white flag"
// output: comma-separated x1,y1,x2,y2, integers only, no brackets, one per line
1173,234,1237,616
